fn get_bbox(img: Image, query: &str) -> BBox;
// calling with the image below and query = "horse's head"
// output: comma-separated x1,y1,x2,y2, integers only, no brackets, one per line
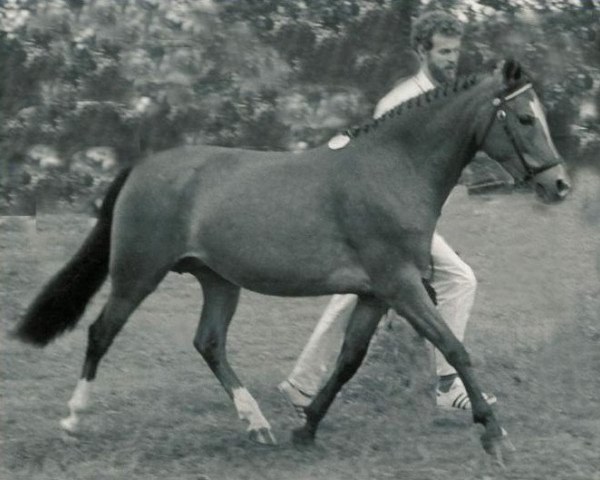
476,59,571,203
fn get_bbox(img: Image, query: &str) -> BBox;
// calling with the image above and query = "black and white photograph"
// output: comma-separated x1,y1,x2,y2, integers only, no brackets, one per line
1,1,599,479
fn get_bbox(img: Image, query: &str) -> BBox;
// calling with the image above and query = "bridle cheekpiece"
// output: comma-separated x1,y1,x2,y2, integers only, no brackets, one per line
479,82,560,181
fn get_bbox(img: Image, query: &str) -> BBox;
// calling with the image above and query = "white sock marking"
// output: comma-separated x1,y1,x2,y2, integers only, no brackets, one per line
60,379,92,432
68,379,91,412
232,387,271,431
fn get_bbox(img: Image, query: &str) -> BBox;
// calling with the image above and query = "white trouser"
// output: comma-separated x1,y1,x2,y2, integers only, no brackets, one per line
287,232,477,395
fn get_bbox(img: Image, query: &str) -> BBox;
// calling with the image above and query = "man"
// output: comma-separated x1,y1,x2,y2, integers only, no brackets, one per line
279,10,497,414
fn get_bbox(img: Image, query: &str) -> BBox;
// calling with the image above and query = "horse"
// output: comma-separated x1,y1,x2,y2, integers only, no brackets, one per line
14,59,570,465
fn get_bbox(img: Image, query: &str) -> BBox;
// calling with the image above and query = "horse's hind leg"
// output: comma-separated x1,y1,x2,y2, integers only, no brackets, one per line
60,279,160,433
193,269,276,445
293,295,387,443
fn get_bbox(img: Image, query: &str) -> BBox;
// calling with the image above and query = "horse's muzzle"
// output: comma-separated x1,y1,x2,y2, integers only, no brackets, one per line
532,163,571,203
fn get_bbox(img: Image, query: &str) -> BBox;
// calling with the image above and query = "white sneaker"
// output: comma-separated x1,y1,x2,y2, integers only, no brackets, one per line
277,380,312,419
436,377,497,411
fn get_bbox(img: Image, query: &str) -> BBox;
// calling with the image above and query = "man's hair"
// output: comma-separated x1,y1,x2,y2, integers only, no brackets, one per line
410,10,464,52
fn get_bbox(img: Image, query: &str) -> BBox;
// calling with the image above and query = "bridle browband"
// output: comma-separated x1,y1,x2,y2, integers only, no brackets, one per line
478,82,561,181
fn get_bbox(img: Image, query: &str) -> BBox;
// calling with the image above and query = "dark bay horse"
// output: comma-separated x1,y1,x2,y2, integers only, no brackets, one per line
15,60,570,464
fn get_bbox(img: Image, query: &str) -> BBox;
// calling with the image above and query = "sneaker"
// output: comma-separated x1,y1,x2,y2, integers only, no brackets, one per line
277,380,312,419
436,377,497,411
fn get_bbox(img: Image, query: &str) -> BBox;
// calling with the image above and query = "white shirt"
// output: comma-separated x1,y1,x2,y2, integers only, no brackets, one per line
373,68,435,119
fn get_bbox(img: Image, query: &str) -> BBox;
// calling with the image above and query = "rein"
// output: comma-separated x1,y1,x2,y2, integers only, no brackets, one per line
478,83,560,181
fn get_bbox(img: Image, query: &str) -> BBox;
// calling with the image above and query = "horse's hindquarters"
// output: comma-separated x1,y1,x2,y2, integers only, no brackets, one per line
110,168,188,293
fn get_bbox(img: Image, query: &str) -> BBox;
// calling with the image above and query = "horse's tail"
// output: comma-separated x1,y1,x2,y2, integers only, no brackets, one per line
13,168,132,346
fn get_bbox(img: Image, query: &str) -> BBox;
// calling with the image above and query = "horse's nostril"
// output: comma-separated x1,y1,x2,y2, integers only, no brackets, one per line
556,179,570,194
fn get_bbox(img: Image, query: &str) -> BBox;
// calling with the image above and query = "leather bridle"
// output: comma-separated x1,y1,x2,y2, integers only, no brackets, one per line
478,83,561,181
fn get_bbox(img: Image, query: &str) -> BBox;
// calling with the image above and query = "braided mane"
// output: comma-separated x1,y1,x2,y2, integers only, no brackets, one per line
346,74,483,138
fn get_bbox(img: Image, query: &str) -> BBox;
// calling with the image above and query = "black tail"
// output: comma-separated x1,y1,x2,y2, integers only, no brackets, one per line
13,168,132,346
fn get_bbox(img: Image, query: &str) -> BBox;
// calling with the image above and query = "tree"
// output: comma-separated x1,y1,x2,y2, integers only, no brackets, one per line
1,0,598,213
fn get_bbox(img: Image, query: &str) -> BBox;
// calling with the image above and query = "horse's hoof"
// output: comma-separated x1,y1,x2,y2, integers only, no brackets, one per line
481,428,516,468
248,427,277,445
291,426,315,445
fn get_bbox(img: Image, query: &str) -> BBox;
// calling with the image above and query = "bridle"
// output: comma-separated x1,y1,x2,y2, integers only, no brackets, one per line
478,82,561,181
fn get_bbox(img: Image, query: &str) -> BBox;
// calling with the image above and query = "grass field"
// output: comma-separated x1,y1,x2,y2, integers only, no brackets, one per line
1,171,599,480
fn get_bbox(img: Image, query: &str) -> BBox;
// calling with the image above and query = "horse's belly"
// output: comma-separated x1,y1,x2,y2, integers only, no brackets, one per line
212,262,373,297
185,231,372,296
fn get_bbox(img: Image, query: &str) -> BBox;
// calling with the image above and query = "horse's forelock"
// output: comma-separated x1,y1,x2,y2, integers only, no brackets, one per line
501,58,531,94
504,73,532,96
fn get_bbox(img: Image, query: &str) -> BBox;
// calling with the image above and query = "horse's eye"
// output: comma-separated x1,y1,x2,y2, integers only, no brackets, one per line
518,114,535,126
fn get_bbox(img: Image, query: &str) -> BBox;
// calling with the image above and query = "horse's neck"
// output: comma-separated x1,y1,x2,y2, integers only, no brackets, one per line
363,87,483,210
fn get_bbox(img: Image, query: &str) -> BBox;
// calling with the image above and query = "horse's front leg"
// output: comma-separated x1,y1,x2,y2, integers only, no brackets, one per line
385,269,515,467
292,295,387,443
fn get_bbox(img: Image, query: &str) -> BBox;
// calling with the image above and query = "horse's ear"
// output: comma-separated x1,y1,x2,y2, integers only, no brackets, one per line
502,58,522,85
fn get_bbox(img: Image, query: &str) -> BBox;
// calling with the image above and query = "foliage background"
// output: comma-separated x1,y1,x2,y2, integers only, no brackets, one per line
1,0,599,214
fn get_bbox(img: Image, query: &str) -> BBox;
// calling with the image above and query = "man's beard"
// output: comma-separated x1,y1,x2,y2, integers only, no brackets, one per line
429,61,456,84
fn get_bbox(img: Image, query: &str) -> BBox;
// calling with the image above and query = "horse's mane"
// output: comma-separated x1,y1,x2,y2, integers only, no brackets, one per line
345,72,528,139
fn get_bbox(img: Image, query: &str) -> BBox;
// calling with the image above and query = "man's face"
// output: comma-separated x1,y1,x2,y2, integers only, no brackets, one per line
420,33,461,84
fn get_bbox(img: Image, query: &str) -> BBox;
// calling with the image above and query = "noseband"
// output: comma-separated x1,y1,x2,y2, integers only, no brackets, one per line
478,83,560,181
